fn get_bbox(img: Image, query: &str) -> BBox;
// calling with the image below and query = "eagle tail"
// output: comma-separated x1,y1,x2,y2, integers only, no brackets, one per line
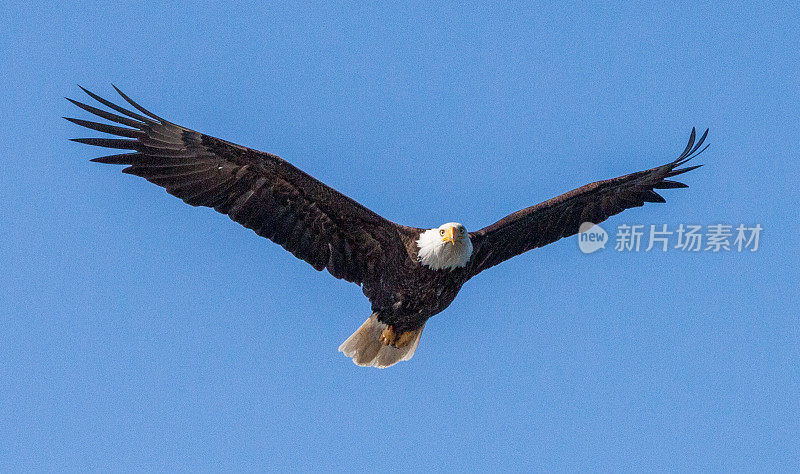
338,314,424,368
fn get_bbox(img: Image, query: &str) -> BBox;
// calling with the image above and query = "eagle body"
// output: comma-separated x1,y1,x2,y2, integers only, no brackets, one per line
67,86,708,368
369,233,469,334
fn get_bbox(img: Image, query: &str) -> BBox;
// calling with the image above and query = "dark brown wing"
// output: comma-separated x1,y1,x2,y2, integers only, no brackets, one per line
66,86,412,291
467,129,708,276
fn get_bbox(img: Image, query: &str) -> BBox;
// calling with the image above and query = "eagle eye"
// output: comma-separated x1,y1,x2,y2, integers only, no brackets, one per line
439,229,445,236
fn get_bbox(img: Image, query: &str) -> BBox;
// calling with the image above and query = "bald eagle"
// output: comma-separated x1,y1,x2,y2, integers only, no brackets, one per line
67,87,707,368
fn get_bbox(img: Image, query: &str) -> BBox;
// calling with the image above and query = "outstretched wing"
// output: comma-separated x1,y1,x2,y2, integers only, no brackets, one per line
66,86,411,290
466,129,708,276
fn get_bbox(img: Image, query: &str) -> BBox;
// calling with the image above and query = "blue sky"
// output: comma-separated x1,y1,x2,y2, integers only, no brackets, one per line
3,1,798,470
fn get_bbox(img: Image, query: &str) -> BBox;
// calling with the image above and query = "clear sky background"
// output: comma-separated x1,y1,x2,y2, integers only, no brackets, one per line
3,2,798,471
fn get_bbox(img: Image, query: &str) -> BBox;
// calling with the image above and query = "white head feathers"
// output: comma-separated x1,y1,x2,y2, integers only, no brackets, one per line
416,222,473,271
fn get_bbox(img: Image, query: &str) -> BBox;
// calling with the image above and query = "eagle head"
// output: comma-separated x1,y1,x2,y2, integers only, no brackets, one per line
416,222,473,271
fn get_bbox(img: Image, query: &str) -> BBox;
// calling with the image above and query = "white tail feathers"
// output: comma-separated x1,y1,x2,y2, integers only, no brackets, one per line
338,314,425,368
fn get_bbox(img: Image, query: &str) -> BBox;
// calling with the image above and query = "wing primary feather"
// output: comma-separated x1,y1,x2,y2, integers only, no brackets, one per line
687,143,710,162
669,133,709,171
126,162,212,176
79,86,158,125
105,156,205,167
63,117,143,138
112,84,168,122
688,128,709,156
65,98,144,129
131,149,199,159
71,138,140,150
653,180,688,189
640,190,666,203
667,164,703,177
90,153,141,164
676,127,696,161
674,128,709,165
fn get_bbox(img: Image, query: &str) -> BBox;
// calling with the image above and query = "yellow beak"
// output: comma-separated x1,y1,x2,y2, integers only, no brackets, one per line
442,227,456,246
